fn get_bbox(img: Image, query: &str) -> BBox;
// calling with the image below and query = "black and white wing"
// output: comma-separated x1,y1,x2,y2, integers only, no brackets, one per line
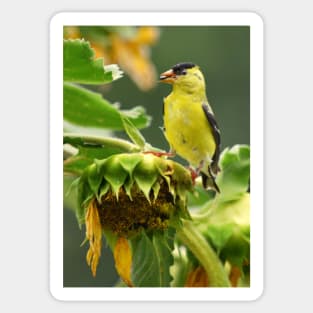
201,103,221,175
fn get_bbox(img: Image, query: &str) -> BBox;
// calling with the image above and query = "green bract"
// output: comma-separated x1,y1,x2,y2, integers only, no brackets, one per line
77,153,193,237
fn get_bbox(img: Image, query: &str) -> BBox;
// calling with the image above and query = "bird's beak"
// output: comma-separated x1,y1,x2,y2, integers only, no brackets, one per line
160,69,176,84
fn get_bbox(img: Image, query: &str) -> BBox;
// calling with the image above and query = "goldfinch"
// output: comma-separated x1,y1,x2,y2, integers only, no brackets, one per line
160,62,221,192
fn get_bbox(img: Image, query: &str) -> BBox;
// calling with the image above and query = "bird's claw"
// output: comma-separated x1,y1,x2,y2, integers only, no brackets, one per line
187,166,199,186
143,151,175,158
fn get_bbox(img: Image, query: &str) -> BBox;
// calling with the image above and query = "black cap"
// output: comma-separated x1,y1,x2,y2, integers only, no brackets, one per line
172,62,196,75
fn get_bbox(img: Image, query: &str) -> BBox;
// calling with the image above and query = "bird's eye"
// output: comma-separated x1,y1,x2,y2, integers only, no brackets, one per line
181,70,187,75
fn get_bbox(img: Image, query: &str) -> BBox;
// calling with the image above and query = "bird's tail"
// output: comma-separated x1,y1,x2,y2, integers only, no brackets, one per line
200,167,220,193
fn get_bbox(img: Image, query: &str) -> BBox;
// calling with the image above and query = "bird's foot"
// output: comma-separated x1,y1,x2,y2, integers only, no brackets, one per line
187,166,199,186
143,151,175,158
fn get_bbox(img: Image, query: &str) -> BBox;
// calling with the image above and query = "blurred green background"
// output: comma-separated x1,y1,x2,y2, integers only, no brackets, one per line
63,26,250,287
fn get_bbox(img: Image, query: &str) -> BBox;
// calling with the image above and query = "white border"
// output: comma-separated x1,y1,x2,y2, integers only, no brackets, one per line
50,12,263,301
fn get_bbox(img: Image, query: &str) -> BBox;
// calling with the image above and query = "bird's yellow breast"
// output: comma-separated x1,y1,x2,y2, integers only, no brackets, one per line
163,93,216,166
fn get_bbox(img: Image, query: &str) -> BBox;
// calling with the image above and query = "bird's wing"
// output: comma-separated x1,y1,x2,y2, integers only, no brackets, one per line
202,103,221,174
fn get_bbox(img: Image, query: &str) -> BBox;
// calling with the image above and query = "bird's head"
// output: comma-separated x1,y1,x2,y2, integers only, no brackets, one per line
160,62,206,94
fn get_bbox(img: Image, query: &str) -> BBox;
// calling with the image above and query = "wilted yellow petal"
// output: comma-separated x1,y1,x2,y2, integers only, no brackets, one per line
90,42,108,59
229,265,242,287
111,35,157,91
133,26,160,45
184,266,209,287
114,237,133,287
85,200,102,277
63,26,81,39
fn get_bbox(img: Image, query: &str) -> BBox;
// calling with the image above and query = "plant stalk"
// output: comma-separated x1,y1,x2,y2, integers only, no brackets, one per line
63,132,141,152
177,219,230,287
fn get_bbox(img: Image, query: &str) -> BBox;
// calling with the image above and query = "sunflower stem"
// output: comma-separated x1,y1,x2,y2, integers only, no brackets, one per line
64,132,141,152
177,219,230,287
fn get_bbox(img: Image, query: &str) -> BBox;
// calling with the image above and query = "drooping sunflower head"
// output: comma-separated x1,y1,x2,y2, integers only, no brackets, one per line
76,152,193,276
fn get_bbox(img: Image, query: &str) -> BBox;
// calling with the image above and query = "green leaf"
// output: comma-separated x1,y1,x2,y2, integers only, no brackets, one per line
219,228,250,267
121,106,152,131
205,224,233,253
216,145,250,202
120,114,146,148
63,39,122,84
130,230,174,287
187,185,215,208
202,193,250,269
152,230,175,286
103,64,124,81
63,83,150,130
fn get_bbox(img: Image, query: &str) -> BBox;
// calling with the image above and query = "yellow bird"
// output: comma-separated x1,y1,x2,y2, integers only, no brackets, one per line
160,62,221,192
